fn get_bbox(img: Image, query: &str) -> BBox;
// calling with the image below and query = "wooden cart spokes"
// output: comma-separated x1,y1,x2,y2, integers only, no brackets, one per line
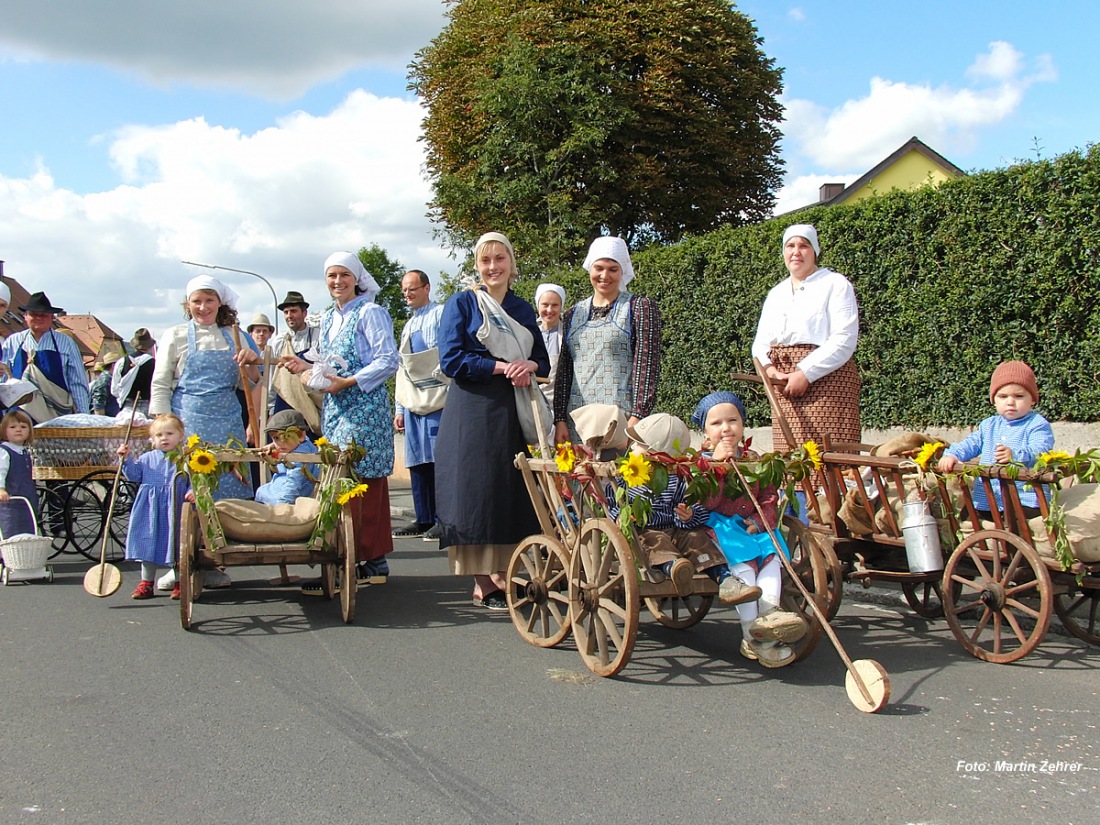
177,450,357,630
937,465,1100,663
511,454,828,677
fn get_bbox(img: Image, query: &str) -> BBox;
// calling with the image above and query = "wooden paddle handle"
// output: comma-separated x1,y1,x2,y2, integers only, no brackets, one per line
231,326,261,446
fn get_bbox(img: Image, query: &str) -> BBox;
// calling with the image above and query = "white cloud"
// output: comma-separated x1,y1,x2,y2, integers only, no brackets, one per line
787,7,807,23
777,41,1056,210
0,0,447,99
0,92,454,339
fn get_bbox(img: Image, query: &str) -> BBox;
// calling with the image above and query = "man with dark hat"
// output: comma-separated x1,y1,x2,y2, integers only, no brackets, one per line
90,350,122,416
111,328,156,414
274,291,319,362
270,291,322,429
0,291,90,417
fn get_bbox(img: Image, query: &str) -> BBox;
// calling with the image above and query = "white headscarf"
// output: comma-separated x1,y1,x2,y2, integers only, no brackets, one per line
582,236,635,289
474,232,518,279
0,282,10,306
782,223,820,258
185,275,240,310
324,251,380,303
534,283,566,309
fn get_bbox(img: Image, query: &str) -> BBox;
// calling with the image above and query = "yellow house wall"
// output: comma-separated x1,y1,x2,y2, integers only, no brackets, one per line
843,151,957,204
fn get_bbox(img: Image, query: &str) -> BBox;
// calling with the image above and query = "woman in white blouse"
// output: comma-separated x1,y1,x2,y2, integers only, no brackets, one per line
751,223,860,454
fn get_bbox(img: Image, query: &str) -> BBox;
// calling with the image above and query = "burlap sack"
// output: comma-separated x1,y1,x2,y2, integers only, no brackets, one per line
214,497,320,543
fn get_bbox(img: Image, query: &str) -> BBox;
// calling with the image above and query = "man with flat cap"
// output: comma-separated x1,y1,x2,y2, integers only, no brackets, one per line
111,327,156,414
270,291,323,431
0,291,90,419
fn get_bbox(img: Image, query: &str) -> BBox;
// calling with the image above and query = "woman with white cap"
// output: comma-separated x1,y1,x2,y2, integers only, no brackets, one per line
534,282,565,407
552,236,661,445
434,232,550,610
150,275,262,590
751,223,860,455
280,251,399,592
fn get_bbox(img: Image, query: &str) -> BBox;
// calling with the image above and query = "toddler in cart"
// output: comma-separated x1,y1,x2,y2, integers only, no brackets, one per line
254,409,318,505
691,391,808,669
0,409,40,537
604,413,763,609
116,414,191,600
936,360,1055,518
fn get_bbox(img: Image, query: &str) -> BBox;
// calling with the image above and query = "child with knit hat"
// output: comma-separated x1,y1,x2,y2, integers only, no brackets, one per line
691,391,808,668
937,360,1054,516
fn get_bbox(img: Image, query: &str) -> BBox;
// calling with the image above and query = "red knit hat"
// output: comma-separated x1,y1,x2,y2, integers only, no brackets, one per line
989,360,1038,404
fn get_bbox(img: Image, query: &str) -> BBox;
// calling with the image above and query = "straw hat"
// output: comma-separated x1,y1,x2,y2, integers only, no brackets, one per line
247,313,275,333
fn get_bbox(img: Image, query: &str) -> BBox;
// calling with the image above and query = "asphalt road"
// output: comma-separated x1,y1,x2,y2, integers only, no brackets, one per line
1,540,1097,825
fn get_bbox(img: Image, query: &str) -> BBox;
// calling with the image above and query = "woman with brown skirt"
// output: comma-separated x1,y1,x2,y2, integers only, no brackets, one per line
751,223,860,467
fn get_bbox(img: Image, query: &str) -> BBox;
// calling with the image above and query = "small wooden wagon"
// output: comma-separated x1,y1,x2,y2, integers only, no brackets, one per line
176,449,357,630
507,454,830,677
787,443,1100,663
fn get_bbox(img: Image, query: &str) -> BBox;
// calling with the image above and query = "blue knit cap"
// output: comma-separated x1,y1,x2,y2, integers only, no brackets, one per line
691,391,747,429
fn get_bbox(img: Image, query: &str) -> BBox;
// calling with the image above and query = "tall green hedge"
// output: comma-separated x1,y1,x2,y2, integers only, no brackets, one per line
625,144,1100,428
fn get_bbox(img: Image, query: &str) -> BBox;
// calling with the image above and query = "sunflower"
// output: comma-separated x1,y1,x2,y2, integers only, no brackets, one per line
914,441,946,471
187,434,201,449
1038,449,1072,464
803,440,823,470
337,483,370,506
619,451,653,487
188,449,218,474
314,437,329,447
554,443,577,473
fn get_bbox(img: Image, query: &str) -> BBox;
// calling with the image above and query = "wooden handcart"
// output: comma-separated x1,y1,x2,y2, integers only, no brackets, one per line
742,364,1100,663
176,449,357,630
507,454,830,677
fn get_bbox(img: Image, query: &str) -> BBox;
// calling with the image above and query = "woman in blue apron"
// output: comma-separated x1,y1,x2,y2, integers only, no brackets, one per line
148,276,260,589
280,252,398,592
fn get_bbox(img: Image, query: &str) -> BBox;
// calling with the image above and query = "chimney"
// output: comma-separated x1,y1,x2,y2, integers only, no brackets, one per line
819,183,845,202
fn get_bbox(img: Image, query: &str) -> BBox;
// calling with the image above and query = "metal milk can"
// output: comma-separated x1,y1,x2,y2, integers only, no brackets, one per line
902,500,943,573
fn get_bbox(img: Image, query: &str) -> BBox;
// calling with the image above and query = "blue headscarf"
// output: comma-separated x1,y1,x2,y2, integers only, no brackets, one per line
691,391,747,430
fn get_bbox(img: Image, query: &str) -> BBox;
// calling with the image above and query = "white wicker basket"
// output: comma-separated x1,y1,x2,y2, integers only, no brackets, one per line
0,534,53,570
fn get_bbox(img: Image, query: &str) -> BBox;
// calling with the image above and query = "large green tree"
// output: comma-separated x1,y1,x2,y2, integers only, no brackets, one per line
409,0,784,269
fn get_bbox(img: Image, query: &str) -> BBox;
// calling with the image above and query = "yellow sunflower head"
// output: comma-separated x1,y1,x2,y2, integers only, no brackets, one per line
314,437,329,447
1038,449,1072,464
803,440,823,470
188,450,218,474
914,441,946,471
554,443,577,474
187,434,201,449
620,451,653,487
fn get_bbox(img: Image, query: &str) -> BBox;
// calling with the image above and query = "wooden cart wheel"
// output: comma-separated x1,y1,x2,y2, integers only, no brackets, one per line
507,534,572,647
178,506,202,630
1053,583,1100,646
569,518,639,677
817,533,845,621
942,530,1052,663
320,563,338,600
339,515,356,624
902,579,948,619
779,516,829,661
644,591,714,630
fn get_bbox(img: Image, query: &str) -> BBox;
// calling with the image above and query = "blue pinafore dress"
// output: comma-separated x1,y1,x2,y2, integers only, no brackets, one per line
172,322,253,500
320,299,394,480
0,444,39,537
122,450,190,564
564,294,634,440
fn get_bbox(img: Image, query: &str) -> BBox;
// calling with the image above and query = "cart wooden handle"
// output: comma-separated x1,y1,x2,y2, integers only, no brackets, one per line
729,461,890,713
751,357,798,450
231,326,261,448
84,398,141,598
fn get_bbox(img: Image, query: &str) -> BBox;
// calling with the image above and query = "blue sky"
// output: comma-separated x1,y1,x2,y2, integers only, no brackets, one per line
1,1,1096,339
